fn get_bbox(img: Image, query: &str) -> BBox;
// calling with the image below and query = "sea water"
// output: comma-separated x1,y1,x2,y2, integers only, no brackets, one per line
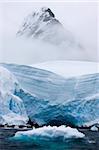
0,128,99,150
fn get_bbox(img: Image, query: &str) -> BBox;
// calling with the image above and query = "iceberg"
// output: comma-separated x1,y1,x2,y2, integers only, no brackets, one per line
14,125,85,140
0,66,28,125
2,63,99,127
90,125,98,132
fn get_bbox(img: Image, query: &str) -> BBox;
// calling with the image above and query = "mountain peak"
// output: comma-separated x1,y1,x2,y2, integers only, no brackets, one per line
17,7,61,40
36,7,55,22
40,7,55,18
17,7,85,55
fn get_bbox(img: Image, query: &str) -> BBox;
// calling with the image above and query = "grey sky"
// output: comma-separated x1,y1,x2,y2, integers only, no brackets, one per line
0,1,98,63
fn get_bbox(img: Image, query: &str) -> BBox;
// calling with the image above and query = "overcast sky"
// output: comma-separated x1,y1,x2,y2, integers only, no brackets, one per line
0,1,98,63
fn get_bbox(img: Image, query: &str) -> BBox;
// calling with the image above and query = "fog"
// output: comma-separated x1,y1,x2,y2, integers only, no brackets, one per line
0,37,63,64
0,1,98,64
0,34,97,65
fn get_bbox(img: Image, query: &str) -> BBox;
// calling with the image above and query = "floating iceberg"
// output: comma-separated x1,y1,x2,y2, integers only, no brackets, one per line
14,125,85,140
0,66,28,125
90,125,98,132
2,63,99,127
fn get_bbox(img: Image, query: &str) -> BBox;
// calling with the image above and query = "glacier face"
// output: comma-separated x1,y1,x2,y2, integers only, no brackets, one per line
0,66,28,125
2,63,99,127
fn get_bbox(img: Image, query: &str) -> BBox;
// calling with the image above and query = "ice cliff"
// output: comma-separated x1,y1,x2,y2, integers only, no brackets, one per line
0,66,28,125
2,63,99,127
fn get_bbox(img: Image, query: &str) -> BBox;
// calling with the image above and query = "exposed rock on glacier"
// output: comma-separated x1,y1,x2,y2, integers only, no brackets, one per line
0,66,28,125
2,63,99,127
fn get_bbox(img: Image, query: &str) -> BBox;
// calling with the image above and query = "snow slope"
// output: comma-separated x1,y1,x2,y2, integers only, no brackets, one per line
32,60,99,78
0,66,28,125
2,63,99,127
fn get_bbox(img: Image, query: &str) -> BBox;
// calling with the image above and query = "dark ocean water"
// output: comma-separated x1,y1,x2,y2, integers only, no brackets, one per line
0,128,99,150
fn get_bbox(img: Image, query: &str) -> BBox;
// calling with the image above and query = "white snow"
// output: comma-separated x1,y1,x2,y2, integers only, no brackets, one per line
0,66,28,125
83,119,99,128
14,125,85,139
0,66,18,93
32,60,99,78
2,114,28,126
90,126,98,132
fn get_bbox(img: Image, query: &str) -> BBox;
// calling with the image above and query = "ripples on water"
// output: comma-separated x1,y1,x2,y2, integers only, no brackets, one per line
0,128,99,150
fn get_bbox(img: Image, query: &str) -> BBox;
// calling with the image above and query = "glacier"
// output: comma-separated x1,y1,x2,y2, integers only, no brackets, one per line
0,66,28,125
32,60,99,78
2,63,99,127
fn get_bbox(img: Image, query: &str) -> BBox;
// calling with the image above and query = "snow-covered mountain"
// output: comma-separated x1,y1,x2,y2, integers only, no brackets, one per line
17,7,88,61
17,7,71,46
2,63,99,127
0,66,28,125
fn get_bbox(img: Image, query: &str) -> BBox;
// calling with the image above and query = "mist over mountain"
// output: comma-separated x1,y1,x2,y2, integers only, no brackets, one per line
17,7,75,46
16,7,89,61
17,7,83,50
0,6,97,64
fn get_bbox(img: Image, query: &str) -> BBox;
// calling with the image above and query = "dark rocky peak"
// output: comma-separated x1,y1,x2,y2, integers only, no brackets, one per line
37,7,55,22
41,7,55,17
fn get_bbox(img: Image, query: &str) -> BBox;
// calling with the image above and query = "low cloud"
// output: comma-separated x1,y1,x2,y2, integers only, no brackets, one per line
0,35,98,65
